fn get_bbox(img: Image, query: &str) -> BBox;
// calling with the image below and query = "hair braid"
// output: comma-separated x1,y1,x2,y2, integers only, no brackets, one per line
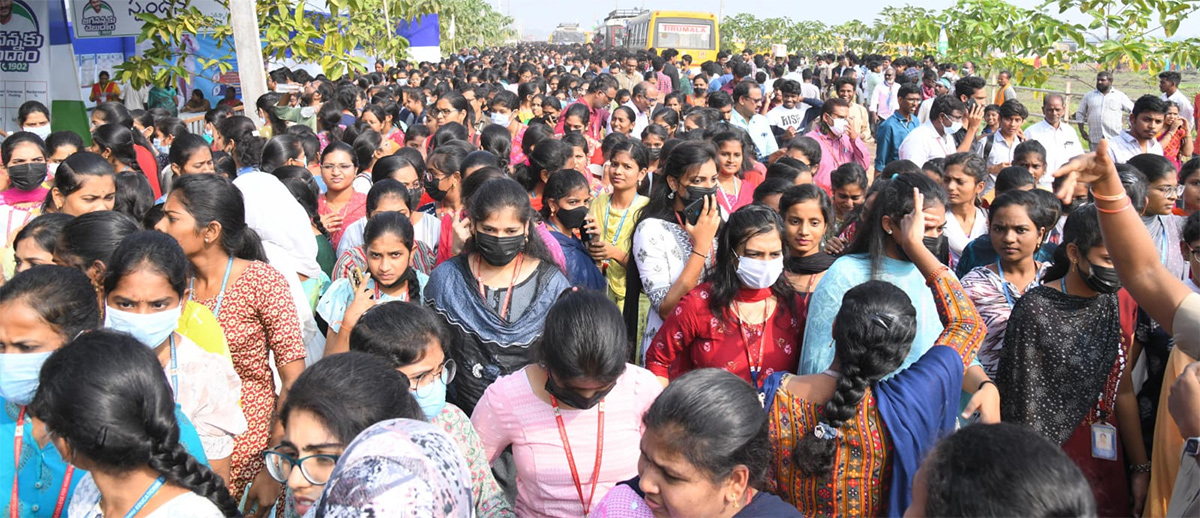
403,266,421,302
790,363,871,477
146,431,242,517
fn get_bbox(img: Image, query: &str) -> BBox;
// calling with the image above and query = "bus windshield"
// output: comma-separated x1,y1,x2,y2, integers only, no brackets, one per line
655,18,714,50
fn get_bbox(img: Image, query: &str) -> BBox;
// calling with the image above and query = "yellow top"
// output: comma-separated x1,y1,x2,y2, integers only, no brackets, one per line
178,300,234,363
589,192,649,308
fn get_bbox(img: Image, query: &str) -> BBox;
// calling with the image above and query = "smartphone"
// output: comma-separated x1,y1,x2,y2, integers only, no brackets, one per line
682,194,708,226
579,222,594,244
350,266,364,289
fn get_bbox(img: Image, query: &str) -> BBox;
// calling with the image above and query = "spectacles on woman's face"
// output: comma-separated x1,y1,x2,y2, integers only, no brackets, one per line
435,107,458,117
1153,184,1185,198
263,448,340,485
407,359,457,398
321,163,355,173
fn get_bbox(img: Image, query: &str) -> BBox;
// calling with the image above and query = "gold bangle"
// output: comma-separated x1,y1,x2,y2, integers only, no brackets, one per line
1091,191,1127,202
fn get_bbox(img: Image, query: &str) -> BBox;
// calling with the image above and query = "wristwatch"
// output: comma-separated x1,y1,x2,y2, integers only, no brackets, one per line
1185,437,1200,457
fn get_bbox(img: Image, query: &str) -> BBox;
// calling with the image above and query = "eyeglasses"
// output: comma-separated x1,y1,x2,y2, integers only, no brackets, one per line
320,163,355,172
1153,184,1185,197
407,359,457,398
434,108,459,117
263,449,340,485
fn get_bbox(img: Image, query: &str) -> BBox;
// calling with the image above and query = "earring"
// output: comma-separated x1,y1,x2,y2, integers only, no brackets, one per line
667,191,675,200
886,229,893,235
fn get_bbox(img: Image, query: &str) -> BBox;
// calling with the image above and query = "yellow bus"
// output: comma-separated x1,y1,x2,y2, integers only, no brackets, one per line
624,11,719,65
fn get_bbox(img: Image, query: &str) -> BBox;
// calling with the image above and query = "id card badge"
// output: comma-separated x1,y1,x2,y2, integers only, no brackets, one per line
1091,422,1118,460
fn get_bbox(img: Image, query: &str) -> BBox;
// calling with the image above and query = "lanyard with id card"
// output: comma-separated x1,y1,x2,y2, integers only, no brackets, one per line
1089,332,1127,461
1091,422,1118,460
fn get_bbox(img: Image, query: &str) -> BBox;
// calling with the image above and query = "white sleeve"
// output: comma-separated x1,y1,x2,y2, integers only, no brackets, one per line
632,221,674,311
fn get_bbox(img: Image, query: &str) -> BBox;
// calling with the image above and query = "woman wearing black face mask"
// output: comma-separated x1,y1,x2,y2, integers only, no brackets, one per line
540,169,604,291
996,203,1147,517
472,288,663,517
626,140,722,363
1,133,50,246
424,176,569,416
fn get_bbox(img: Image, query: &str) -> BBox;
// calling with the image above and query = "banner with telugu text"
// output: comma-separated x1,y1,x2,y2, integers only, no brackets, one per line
1,0,89,142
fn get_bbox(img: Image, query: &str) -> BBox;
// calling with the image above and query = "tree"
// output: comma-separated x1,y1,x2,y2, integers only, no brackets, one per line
436,0,515,53
1041,0,1200,71
114,0,235,90
256,0,442,79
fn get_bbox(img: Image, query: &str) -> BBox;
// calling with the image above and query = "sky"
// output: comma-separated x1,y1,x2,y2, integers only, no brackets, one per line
507,0,1200,40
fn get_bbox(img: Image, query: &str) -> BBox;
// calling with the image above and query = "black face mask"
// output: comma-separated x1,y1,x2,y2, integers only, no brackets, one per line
6,162,47,191
556,206,589,230
424,177,447,202
682,185,717,204
1078,259,1122,294
924,235,950,265
475,231,526,266
405,186,425,211
648,147,662,161
545,373,615,410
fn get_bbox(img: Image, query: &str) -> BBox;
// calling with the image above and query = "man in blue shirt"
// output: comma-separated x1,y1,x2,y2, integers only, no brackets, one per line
875,83,924,172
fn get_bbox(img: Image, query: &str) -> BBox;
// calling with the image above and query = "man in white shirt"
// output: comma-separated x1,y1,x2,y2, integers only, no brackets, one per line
917,78,952,124
1076,71,1134,149
767,80,813,144
799,69,821,100
1025,93,1085,185
611,81,657,137
1159,70,1194,128
979,101,1029,190
1107,95,1167,164
900,95,965,167
730,80,779,161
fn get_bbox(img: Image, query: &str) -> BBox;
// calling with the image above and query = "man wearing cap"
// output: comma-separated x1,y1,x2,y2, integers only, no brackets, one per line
918,78,953,123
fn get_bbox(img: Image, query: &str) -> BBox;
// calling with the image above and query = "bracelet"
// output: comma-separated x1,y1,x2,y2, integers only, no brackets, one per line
1096,199,1132,214
1129,462,1151,474
691,249,710,260
1091,190,1127,202
924,265,950,285
978,380,996,392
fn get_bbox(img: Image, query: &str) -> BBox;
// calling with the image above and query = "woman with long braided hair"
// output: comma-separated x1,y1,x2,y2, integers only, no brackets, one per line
764,188,985,517
31,329,241,517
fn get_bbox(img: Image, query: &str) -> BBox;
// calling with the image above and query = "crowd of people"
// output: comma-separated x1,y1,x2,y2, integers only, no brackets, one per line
1,42,1199,517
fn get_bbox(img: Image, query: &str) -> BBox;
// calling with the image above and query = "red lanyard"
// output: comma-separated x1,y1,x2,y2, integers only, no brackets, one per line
550,396,604,517
474,253,524,320
732,300,770,389
372,280,408,302
11,408,74,518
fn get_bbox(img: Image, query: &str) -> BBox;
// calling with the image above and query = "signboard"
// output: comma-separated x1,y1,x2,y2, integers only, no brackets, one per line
1,0,50,134
659,24,707,34
70,0,228,39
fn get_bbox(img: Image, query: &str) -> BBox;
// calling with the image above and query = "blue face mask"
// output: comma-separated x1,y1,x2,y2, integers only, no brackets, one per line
104,304,182,348
153,138,170,156
0,352,53,405
412,377,447,420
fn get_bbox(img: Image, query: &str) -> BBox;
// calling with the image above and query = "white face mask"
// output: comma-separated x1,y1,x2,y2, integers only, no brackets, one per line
942,115,963,137
736,255,784,290
490,112,511,127
23,125,51,139
104,304,182,349
829,118,849,136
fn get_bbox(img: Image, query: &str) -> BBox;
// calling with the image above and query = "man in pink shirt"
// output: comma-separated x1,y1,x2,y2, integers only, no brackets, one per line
556,74,617,141
805,98,870,192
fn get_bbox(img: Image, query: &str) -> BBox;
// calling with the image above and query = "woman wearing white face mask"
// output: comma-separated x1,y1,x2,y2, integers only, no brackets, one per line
17,101,51,140
101,230,247,483
0,265,100,518
488,91,528,163
647,204,801,395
